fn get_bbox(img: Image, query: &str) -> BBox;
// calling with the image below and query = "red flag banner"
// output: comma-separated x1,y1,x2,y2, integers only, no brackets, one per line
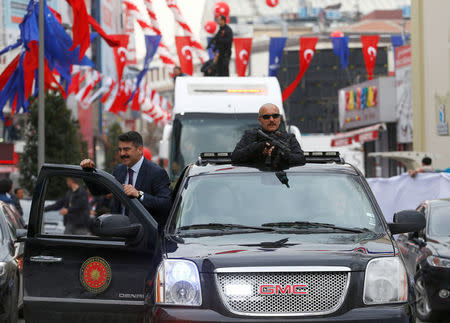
361,35,379,80
175,36,193,75
234,38,252,77
282,37,318,101
113,47,128,81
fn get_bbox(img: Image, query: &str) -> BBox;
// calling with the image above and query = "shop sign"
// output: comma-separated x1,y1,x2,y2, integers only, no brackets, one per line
437,104,449,135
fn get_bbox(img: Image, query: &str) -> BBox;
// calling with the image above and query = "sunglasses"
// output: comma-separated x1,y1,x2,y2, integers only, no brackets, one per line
260,113,281,120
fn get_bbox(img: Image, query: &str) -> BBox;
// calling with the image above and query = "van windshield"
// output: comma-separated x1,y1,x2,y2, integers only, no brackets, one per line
170,114,262,178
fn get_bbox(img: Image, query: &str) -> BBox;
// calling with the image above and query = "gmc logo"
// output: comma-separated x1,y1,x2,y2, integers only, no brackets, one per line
259,284,308,295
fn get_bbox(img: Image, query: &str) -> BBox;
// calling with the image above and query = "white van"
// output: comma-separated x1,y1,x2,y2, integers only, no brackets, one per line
159,76,301,179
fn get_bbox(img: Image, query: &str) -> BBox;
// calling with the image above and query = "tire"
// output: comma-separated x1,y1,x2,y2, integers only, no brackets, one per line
2,274,19,323
415,276,439,322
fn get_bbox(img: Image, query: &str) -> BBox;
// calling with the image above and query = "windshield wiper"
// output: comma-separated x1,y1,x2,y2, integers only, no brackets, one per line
261,221,370,233
178,223,276,232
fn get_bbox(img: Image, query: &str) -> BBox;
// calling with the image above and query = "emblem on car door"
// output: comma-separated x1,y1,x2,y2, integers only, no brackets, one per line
80,257,112,294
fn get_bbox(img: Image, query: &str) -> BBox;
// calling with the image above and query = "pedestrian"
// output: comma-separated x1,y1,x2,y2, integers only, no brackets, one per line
173,66,186,82
408,156,434,178
208,15,233,76
201,51,219,76
2,112,13,141
11,186,23,216
44,177,90,235
0,178,14,205
231,103,306,169
80,131,172,227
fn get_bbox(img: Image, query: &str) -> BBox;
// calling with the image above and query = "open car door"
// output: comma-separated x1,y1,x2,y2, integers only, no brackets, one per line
23,164,160,322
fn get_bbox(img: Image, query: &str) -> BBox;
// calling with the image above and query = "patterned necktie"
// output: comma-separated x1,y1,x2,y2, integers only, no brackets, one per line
128,168,134,186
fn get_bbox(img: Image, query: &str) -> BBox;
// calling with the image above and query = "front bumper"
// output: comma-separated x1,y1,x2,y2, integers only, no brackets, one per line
421,266,450,312
151,304,413,322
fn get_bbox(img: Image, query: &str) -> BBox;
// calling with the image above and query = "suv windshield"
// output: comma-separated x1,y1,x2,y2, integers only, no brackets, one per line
428,204,450,237
170,114,261,178
172,172,383,234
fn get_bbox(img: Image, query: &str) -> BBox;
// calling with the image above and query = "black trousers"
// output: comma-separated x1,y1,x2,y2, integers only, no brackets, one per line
217,53,231,76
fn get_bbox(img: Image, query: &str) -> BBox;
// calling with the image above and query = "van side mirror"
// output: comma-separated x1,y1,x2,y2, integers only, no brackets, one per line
388,210,426,235
92,214,143,242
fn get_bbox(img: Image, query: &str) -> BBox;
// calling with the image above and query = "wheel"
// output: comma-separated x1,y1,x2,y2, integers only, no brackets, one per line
415,276,438,322
3,275,19,323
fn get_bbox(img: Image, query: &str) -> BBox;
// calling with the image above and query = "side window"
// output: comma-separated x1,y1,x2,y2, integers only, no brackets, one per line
42,175,118,236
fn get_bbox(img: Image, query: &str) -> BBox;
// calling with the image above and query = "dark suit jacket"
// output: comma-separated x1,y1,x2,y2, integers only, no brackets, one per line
112,158,172,226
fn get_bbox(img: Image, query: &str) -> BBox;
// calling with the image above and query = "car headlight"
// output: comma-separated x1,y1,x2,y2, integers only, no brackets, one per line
363,257,407,305
0,262,6,276
155,259,201,306
427,255,450,268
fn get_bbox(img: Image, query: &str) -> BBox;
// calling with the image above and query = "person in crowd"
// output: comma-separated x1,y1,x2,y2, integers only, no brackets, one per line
207,15,233,76
10,186,23,216
44,177,90,235
173,66,187,81
408,156,434,178
2,112,13,141
0,178,14,204
80,131,172,227
14,188,24,200
201,51,219,76
231,103,306,169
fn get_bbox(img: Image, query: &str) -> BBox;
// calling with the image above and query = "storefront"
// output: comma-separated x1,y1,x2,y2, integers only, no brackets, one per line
332,77,400,177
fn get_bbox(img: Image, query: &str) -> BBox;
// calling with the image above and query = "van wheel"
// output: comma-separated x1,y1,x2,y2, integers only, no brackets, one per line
415,276,438,322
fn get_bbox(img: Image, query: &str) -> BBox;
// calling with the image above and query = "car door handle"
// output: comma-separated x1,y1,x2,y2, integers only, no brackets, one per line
30,256,63,263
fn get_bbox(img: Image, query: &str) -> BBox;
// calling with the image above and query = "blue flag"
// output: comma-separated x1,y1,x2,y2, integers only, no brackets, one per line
130,35,161,102
268,37,286,76
330,36,350,69
391,35,404,52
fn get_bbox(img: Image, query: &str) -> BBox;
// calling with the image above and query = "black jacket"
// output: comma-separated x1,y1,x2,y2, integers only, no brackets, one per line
111,158,172,226
231,128,306,169
212,24,233,56
44,186,90,228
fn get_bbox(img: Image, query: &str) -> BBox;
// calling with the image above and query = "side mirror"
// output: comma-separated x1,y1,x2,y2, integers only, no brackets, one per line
91,214,143,241
15,228,28,242
388,210,426,235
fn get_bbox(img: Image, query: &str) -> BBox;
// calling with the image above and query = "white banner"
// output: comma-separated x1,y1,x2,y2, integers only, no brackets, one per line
367,172,450,222
395,45,413,143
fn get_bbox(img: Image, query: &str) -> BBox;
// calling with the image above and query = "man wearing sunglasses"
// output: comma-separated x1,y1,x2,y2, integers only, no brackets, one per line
231,103,305,169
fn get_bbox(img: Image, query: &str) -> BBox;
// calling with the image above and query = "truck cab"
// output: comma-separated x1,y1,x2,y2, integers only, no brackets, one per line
159,77,301,179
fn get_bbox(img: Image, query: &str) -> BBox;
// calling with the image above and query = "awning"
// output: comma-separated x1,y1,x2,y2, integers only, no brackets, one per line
331,123,386,147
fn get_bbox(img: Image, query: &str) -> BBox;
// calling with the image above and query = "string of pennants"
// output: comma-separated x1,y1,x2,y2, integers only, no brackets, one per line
0,0,207,125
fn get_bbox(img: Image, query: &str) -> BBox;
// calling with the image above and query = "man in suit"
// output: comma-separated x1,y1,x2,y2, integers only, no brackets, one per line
80,131,172,226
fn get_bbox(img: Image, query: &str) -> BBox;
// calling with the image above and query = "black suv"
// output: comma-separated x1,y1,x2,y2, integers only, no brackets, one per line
20,152,425,322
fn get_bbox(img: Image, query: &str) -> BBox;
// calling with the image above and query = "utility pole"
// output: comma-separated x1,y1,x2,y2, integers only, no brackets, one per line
38,0,45,170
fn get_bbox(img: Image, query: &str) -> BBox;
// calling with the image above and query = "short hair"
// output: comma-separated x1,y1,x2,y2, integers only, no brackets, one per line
0,178,12,194
173,66,182,71
14,188,22,194
422,156,432,166
218,15,226,22
118,131,143,147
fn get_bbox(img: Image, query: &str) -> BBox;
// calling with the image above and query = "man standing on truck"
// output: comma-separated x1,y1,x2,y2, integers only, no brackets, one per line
80,131,172,227
231,103,306,169
208,15,233,76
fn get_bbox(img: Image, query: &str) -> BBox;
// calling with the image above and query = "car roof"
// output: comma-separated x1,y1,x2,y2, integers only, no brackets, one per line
186,162,360,177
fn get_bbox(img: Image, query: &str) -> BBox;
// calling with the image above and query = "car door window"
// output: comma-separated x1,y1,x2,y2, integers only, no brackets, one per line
41,175,126,236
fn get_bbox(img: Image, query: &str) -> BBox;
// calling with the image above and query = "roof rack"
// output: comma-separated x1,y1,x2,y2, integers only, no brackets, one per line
196,151,344,166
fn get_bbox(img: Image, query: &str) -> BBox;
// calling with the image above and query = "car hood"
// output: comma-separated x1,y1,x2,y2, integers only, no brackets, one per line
427,236,450,258
163,231,395,273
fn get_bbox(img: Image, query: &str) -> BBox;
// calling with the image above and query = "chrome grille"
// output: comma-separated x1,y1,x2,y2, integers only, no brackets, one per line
215,268,349,316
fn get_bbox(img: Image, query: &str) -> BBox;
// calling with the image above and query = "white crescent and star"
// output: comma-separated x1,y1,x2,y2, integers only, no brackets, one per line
181,45,192,60
118,47,127,62
367,46,377,60
239,49,249,65
303,49,314,63
268,0,278,6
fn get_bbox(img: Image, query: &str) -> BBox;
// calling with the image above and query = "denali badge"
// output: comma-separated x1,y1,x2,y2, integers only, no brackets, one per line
259,284,308,295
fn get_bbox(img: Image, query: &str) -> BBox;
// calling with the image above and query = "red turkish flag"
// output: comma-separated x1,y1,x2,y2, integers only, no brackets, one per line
282,37,318,101
175,36,193,75
361,35,379,80
66,0,90,60
113,47,128,81
234,38,252,77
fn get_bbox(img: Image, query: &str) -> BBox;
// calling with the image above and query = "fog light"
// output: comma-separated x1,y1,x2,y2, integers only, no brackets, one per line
439,289,449,298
